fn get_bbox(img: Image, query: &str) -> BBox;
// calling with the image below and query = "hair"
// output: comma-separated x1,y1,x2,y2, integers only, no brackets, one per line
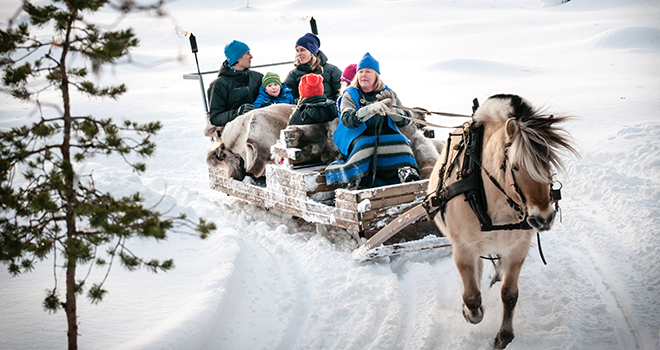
350,70,385,93
475,94,578,183
294,52,323,72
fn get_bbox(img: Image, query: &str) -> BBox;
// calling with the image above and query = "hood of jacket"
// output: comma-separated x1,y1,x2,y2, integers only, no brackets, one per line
218,60,252,78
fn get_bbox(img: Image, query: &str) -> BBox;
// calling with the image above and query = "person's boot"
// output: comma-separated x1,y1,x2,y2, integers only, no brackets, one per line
398,166,420,183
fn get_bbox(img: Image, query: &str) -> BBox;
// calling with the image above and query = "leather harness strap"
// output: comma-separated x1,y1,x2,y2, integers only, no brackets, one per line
425,121,532,232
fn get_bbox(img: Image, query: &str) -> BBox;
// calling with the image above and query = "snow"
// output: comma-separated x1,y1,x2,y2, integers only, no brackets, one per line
1,0,659,349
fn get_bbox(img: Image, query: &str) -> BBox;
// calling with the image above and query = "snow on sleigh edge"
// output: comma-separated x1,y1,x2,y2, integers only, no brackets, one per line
208,164,439,238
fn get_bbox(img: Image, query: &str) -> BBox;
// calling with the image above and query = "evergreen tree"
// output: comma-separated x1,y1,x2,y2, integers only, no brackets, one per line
0,1,215,349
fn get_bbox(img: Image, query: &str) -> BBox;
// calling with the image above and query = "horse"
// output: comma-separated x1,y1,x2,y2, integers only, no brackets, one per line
427,94,577,349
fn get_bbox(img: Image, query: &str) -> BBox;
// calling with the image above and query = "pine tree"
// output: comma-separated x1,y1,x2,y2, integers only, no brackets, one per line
0,1,215,349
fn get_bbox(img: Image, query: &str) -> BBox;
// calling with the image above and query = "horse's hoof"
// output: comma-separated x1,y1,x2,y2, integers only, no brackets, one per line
494,329,514,349
462,304,484,324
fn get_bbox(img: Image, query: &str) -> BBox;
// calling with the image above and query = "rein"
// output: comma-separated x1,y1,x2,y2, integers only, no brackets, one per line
395,105,473,118
389,104,472,129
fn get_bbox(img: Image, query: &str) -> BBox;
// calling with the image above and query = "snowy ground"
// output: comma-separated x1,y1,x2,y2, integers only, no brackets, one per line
1,0,659,349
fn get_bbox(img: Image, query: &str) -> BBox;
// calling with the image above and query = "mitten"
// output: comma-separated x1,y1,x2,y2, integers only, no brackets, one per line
376,90,395,104
356,100,389,122
237,103,255,115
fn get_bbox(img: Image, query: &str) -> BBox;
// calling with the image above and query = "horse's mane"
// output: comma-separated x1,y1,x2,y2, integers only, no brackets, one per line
475,94,578,183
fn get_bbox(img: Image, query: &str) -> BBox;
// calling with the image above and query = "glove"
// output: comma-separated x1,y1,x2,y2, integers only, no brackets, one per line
376,91,406,122
356,100,390,122
261,101,273,107
387,107,405,122
376,90,395,103
237,103,255,115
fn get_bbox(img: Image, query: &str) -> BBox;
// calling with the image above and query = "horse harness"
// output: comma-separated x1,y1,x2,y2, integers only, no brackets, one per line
425,120,537,231
420,103,562,264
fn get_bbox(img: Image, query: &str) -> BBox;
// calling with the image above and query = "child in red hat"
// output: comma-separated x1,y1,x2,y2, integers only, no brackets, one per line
288,73,337,125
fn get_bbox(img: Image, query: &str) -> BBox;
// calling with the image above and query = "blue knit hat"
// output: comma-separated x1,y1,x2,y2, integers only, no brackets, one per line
357,52,380,74
295,33,320,56
224,40,250,66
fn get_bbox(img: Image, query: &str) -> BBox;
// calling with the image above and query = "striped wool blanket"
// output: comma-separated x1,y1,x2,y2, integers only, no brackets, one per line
325,133,418,188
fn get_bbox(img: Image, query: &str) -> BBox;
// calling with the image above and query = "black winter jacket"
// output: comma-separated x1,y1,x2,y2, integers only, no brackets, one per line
207,61,263,126
283,51,342,102
288,95,338,125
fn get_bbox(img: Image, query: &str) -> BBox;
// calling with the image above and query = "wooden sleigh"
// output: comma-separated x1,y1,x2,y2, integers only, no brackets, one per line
206,122,455,262
203,112,456,261
208,127,443,243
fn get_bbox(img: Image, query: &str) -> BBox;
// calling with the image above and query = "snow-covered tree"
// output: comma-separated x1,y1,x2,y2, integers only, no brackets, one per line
0,1,215,349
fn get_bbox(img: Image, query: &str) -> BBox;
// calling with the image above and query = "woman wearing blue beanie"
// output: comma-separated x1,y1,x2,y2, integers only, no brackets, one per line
325,52,420,189
283,33,342,102
207,40,264,128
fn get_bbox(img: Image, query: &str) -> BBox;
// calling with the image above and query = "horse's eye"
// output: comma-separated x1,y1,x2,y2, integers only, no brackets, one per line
512,164,519,171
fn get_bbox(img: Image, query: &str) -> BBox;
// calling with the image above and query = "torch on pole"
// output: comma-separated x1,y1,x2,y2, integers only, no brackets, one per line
309,16,318,34
188,32,209,114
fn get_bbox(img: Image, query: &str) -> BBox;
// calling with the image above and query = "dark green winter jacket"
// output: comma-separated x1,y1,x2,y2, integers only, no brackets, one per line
207,61,263,126
283,51,342,102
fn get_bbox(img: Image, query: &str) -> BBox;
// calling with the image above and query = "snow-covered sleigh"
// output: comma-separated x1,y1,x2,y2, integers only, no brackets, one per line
208,127,441,241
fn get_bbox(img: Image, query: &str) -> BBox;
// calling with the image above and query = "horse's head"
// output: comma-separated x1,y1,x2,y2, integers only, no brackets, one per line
477,94,577,231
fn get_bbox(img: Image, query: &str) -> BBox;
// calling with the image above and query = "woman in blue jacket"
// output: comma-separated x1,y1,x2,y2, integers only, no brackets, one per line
325,53,420,189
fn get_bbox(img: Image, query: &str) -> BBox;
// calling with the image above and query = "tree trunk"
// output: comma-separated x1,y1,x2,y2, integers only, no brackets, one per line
65,257,77,350
61,10,78,350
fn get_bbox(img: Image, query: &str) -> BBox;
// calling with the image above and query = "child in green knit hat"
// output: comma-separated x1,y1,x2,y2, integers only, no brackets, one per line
253,72,295,108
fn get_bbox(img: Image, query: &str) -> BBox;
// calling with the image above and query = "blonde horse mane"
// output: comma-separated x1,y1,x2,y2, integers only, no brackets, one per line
474,94,578,183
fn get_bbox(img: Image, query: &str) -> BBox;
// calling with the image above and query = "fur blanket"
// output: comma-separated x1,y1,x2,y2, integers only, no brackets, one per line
206,104,294,179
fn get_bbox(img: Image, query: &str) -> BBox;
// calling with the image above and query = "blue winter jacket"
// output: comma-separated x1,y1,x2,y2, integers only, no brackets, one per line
333,86,409,156
253,83,295,108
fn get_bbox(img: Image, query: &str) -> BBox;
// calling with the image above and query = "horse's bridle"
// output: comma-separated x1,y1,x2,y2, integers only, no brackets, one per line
467,140,531,227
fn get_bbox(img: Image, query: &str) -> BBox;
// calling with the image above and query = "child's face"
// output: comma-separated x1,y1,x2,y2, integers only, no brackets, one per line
265,82,281,97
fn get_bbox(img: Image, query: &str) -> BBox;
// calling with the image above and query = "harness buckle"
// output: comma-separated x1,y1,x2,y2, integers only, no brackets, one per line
430,195,442,207
550,188,562,201
517,202,528,221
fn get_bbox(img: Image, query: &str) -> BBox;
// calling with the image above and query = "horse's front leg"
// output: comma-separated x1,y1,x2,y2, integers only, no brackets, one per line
494,258,523,349
455,252,484,324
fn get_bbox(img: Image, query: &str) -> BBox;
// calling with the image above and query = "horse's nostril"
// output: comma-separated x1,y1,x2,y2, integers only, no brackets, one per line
527,212,556,231
528,217,540,229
